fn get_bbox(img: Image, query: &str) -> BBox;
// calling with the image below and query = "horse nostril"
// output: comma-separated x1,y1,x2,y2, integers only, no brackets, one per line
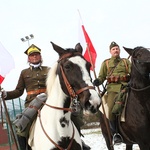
61,122,66,128
90,105,97,113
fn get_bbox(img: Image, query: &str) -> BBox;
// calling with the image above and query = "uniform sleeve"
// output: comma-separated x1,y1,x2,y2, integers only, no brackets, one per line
5,71,25,100
98,61,108,84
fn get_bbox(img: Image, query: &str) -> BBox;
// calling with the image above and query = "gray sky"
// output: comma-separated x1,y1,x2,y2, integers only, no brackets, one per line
1,0,150,99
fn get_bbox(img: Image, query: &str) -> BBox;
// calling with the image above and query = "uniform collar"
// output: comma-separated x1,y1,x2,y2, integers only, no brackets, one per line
29,63,42,70
111,56,121,62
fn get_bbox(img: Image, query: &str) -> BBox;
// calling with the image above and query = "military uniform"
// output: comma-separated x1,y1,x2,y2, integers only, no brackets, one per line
4,44,50,150
5,44,49,108
98,56,131,120
5,66,49,107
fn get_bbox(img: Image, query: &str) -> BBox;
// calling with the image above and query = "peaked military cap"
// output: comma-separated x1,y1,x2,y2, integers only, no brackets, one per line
24,44,41,55
109,41,119,50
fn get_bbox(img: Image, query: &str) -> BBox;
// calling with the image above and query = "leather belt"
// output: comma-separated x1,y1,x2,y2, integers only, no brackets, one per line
107,75,130,83
27,88,46,95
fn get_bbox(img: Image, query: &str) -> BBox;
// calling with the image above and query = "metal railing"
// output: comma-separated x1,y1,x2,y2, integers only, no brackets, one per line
0,98,24,149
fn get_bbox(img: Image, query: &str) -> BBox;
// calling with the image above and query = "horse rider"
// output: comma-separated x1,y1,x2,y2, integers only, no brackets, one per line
2,44,49,150
3,44,90,150
93,41,131,144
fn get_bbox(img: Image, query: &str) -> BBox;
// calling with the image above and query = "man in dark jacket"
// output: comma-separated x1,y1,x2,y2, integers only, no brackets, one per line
4,44,49,149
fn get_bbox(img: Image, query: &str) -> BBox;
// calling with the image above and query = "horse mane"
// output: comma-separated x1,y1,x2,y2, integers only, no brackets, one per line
134,46,146,50
46,62,58,96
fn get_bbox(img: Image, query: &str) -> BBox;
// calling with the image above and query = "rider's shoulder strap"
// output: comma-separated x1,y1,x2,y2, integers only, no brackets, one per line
105,59,110,73
122,58,129,73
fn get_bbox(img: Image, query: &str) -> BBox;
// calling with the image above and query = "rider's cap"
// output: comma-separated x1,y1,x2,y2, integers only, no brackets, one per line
24,44,41,55
109,41,119,50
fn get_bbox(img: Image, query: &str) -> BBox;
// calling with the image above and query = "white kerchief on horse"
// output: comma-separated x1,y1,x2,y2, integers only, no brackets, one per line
28,42,101,150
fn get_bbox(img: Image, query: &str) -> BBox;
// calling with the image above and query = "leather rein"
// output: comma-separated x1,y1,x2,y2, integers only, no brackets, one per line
37,52,95,150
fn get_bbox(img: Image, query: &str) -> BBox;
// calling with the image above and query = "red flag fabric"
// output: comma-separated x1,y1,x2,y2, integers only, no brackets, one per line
0,42,15,84
81,25,97,71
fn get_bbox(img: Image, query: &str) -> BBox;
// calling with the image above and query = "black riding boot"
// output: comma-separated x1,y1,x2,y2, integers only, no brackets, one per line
109,120,123,145
17,135,31,150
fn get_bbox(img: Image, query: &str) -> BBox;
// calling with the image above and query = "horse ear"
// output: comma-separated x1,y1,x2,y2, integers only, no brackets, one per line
50,42,65,56
75,43,83,54
123,46,134,56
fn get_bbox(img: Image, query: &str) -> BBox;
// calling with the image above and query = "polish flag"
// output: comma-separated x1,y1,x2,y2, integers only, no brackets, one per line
81,25,97,71
78,18,97,71
0,42,15,84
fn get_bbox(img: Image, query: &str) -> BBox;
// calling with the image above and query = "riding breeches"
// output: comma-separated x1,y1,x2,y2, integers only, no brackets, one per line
106,92,118,121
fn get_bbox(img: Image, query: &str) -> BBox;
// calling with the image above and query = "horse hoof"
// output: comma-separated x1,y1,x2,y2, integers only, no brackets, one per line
113,133,123,145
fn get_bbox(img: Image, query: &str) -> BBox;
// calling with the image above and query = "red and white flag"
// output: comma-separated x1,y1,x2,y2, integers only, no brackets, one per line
78,18,97,71
0,42,15,84
81,25,97,71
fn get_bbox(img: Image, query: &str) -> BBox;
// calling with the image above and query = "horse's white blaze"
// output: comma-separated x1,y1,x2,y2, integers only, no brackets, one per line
69,56,101,107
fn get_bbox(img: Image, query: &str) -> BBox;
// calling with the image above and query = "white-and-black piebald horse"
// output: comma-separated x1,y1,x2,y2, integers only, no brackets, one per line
28,42,101,150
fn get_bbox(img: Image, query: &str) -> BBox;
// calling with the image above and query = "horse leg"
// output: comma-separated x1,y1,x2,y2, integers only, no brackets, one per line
126,144,133,150
99,111,114,150
138,144,150,150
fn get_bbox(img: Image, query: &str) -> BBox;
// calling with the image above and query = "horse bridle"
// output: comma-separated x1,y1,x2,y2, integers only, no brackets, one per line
130,49,150,91
37,52,95,150
58,52,95,109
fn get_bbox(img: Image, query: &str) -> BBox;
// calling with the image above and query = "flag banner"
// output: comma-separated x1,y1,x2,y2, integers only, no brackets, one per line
81,25,97,71
0,42,15,84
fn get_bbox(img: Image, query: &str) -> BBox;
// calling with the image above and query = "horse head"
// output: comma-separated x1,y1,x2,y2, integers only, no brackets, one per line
123,46,150,87
50,42,101,113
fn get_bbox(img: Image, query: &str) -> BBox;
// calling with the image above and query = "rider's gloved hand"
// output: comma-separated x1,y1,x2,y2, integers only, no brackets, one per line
93,78,101,86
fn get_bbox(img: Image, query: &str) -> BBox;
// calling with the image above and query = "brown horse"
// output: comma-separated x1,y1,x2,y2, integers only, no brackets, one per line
99,46,150,150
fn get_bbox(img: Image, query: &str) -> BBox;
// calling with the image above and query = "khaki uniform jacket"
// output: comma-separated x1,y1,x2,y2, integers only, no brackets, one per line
5,66,49,107
98,56,131,93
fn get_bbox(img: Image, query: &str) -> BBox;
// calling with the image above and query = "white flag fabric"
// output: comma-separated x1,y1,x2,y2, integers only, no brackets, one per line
0,42,15,84
78,17,97,71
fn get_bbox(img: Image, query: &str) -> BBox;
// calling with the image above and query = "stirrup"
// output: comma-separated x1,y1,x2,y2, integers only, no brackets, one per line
112,133,123,145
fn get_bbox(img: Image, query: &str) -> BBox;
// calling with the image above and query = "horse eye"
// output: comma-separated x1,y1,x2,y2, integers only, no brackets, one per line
64,64,71,70
137,52,142,58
